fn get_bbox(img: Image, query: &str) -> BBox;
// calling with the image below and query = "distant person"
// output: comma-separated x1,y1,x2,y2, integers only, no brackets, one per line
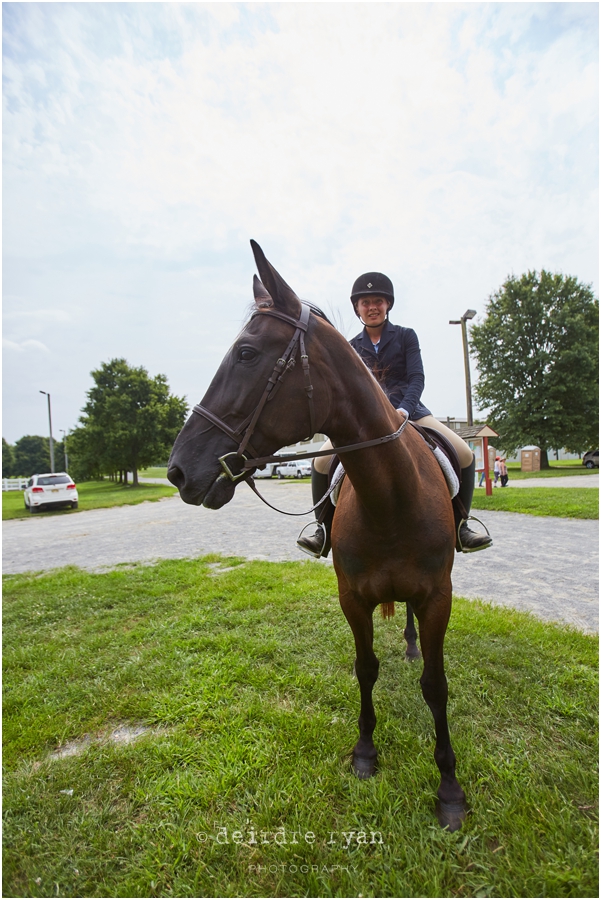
493,457,501,486
500,458,509,487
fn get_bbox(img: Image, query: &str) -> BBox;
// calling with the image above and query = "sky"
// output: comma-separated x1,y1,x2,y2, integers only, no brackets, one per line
3,1,599,445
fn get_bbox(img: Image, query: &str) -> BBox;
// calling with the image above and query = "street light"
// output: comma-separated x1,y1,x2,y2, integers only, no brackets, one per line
60,429,69,471
39,391,55,473
449,309,477,427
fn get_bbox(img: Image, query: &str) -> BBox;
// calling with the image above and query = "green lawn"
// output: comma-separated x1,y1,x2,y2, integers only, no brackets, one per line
505,462,595,480
2,480,178,521
472,487,598,519
3,558,598,898
139,467,171,479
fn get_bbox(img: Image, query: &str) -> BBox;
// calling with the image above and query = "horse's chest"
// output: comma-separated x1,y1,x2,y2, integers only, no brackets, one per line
334,546,446,603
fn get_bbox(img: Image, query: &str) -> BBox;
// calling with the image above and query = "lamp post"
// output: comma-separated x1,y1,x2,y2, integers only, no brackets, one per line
449,309,477,427
60,429,69,471
39,391,55,473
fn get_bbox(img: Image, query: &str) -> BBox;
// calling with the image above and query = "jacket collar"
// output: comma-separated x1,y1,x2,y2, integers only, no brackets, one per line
360,318,396,354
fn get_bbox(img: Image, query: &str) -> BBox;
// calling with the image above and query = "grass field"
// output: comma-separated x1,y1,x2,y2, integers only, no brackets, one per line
3,558,598,898
2,481,178,521
472,487,598,519
505,462,595,480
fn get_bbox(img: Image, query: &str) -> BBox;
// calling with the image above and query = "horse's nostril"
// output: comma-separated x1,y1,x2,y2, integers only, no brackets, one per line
168,465,186,489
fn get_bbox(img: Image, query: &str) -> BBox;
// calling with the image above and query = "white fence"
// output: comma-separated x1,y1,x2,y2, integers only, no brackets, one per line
2,478,28,491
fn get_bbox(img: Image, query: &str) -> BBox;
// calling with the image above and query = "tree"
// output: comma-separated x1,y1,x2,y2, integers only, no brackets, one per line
470,271,599,468
77,359,188,485
13,435,51,477
66,427,105,483
3,438,15,477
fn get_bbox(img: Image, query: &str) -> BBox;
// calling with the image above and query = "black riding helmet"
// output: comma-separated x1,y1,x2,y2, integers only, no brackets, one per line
350,272,395,315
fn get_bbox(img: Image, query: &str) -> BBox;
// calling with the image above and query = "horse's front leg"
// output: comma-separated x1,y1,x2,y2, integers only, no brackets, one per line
404,602,421,660
415,589,467,831
339,586,379,778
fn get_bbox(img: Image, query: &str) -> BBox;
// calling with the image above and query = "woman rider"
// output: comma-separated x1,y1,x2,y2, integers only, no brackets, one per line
296,271,493,557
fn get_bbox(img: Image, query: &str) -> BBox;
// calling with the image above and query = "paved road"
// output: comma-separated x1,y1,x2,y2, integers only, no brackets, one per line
499,474,598,489
3,480,597,633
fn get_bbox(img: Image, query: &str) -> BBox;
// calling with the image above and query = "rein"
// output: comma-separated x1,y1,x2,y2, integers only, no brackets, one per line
191,302,409,514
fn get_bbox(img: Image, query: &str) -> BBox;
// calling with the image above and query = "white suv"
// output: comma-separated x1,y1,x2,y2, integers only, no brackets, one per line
277,460,312,479
24,473,79,513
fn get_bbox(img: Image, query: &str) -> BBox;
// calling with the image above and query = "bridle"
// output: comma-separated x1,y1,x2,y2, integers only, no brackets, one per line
192,303,317,481
191,303,409,512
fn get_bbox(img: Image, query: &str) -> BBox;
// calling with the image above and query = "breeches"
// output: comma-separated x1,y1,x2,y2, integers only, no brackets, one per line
314,415,474,474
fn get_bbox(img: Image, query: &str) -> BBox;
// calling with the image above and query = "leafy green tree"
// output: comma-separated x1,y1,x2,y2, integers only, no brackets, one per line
53,439,65,472
66,427,104,483
77,359,188,485
3,438,15,477
13,435,51,477
470,271,599,468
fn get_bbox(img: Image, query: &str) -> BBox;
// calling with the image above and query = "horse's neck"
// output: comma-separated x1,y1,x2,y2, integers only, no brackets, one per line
321,338,418,512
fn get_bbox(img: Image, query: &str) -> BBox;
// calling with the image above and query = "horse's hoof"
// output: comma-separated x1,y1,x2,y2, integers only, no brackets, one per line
352,754,378,779
405,646,421,661
435,800,467,832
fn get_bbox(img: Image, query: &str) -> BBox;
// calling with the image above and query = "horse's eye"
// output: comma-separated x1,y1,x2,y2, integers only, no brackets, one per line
238,347,257,362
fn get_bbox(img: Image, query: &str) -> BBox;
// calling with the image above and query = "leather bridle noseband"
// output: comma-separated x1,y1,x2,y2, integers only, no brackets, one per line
192,303,409,504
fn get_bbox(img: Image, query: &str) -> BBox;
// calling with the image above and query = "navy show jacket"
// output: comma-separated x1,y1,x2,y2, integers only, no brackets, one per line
349,319,432,420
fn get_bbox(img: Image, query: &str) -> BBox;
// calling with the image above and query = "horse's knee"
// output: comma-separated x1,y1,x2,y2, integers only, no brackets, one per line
355,656,379,688
420,670,448,708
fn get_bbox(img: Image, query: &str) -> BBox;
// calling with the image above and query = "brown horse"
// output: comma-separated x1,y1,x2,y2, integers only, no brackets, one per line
168,241,467,831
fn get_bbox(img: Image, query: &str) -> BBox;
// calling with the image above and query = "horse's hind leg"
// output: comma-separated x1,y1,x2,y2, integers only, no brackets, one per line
415,590,466,831
339,587,379,779
404,602,421,661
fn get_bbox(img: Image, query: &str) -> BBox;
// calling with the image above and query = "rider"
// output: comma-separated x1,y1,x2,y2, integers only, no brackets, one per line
296,271,493,558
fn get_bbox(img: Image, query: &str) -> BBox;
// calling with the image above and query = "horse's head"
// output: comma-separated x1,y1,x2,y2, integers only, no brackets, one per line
168,241,332,509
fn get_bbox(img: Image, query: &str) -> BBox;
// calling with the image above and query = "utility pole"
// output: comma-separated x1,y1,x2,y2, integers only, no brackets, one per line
449,309,477,427
39,391,55,473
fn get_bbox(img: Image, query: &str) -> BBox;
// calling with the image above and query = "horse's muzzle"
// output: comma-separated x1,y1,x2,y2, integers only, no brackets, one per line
167,464,237,509
167,465,186,491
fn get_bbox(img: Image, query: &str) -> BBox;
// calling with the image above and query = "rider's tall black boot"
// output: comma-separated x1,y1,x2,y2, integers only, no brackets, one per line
296,464,335,558
457,456,493,552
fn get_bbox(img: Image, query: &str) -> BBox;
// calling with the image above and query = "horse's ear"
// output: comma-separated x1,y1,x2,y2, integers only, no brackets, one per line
250,240,301,316
252,275,273,308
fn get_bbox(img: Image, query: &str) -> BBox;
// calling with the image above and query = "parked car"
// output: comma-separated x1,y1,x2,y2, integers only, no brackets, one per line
582,450,599,469
276,460,312,479
24,472,79,513
254,462,278,478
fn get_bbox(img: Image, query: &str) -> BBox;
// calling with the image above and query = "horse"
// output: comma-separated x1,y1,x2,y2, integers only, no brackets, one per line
167,241,467,831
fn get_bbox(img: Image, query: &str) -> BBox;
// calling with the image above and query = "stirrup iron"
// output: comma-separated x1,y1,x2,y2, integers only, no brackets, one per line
457,515,491,553
296,521,327,559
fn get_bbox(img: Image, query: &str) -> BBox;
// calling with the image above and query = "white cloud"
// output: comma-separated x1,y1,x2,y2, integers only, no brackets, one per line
3,338,50,354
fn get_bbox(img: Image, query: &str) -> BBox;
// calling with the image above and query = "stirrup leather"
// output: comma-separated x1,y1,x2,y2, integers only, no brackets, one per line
296,520,327,559
457,515,491,553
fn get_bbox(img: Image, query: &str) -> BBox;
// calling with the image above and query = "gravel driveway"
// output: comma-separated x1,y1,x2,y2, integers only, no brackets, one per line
498,474,598,488
3,480,598,633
